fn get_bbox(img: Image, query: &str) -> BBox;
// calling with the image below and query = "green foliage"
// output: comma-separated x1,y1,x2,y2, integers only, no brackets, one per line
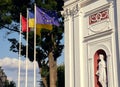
10,0,31,22
35,0,57,10
0,0,64,27
0,0,31,32
9,81,16,87
41,61,49,77
55,0,64,11
0,0,12,26
4,80,16,87
1,0,64,87
57,65,65,87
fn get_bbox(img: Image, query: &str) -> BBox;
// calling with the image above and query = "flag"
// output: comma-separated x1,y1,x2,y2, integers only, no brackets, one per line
21,16,27,32
36,7,60,26
35,7,60,35
36,7,53,30
47,11,60,27
28,12,34,28
28,10,52,35
21,16,30,32
23,7,60,35
40,8,60,26
36,24,53,35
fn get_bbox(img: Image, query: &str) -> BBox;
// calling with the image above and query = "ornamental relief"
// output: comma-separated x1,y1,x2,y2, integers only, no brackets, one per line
88,9,111,34
63,3,80,20
89,10,109,25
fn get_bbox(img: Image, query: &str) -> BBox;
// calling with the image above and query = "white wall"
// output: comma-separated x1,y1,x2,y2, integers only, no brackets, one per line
63,0,120,87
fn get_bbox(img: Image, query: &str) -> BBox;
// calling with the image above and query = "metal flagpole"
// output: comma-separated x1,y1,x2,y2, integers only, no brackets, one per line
18,13,22,87
34,3,37,87
25,8,29,87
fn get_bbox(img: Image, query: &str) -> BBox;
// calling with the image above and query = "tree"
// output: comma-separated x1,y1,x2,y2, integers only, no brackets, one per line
9,81,16,87
57,65,64,87
39,64,65,87
4,80,16,87
0,0,64,87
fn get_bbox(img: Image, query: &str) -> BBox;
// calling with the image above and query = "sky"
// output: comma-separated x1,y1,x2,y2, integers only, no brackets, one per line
0,28,64,87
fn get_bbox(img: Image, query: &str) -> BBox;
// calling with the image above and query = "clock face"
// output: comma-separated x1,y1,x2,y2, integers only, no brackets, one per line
88,10,109,33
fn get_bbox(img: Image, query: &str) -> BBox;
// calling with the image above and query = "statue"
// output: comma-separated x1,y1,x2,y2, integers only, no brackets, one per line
96,54,107,87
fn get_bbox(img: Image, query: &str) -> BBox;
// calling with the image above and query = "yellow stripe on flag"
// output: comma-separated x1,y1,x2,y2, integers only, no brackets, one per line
28,18,53,36
36,24,52,36
29,18,34,28
36,24,52,30
29,18,52,30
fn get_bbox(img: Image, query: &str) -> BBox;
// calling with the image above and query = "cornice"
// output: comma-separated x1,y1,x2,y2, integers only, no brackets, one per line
84,2,111,17
84,29,113,42
63,0,79,9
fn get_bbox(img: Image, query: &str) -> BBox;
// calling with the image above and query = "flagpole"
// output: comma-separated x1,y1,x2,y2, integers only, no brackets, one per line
25,8,29,87
34,3,37,87
18,13,22,87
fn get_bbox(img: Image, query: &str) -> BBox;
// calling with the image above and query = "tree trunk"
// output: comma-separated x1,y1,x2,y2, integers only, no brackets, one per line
48,52,57,87
42,77,48,87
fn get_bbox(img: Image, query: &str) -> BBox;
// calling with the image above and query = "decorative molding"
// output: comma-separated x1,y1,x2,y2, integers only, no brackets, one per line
89,9,109,25
63,3,80,20
84,29,113,42
83,3,112,35
88,20,110,33
81,0,97,7
84,3,111,17
63,0,79,8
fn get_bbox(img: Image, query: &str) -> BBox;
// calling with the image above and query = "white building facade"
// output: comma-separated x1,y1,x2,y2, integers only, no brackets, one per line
63,0,120,87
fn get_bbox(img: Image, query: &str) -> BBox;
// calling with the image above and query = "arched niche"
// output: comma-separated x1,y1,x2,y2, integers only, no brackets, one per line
94,49,107,87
